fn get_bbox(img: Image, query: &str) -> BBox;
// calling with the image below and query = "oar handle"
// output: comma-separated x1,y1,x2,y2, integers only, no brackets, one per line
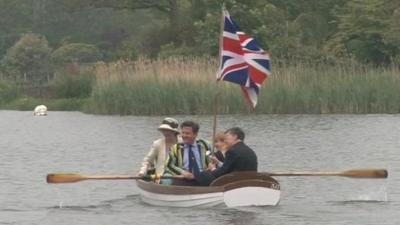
82,175,144,180
84,174,185,180
46,173,185,184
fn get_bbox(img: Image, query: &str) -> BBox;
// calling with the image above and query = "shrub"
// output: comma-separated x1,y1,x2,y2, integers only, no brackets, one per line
0,80,18,105
49,72,95,98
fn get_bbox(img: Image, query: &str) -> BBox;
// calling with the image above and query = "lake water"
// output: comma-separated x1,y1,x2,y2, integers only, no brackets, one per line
1,111,399,225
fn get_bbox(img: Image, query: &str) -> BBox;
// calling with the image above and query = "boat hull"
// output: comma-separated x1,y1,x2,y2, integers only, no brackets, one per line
224,185,280,207
139,189,224,207
136,172,280,207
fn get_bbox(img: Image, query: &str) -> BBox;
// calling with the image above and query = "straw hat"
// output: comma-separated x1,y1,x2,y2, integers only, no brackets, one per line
158,117,179,133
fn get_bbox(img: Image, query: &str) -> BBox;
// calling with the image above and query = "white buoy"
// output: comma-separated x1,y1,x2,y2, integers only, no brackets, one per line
33,105,47,116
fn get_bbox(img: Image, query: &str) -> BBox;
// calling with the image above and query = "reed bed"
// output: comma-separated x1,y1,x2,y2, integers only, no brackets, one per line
86,57,400,115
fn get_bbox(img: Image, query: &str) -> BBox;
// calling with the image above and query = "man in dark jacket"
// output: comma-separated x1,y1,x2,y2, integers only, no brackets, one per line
196,127,258,186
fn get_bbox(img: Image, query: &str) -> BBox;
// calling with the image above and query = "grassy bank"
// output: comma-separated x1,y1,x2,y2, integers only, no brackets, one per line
85,57,400,115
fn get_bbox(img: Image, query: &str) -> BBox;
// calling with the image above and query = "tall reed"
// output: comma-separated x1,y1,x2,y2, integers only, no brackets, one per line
86,57,400,115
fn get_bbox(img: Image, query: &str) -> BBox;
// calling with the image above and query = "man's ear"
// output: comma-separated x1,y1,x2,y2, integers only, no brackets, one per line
232,133,238,140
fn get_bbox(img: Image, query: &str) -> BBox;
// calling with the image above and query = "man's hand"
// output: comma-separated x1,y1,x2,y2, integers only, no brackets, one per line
207,162,217,171
181,171,194,180
209,156,219,164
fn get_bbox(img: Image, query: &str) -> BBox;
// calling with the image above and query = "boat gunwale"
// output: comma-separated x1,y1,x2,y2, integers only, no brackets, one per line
223,179,280,191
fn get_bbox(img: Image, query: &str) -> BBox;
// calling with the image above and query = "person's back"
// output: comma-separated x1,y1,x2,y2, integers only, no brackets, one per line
196,127,258,185
226,141,257,171
211,140,257,178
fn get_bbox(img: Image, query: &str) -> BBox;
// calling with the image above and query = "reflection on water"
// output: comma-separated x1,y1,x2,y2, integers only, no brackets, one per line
49,203,112,211
345,185,388,202
222,209,259,225
332,200,388,205
0,111,399,225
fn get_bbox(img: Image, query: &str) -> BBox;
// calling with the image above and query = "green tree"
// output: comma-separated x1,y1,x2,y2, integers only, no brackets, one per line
1,0,399,64
1,33,52,84
51,43,102,65
0,0,33,57
59,0,205,58
325,0,398,64
193,0,349,61
61,0,187,31
384,3,400,64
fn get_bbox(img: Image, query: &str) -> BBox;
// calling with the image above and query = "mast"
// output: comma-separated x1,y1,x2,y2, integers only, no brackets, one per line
211,3,226,155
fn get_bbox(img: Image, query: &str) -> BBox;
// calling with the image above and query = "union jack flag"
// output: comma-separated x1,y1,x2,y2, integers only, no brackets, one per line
217,9,271,108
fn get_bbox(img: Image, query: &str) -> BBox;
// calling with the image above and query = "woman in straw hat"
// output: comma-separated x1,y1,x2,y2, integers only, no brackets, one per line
137,118,181,177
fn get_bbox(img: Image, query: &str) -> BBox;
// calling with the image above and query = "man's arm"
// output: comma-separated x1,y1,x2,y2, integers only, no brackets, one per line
165,147,185,175
211,150,237,178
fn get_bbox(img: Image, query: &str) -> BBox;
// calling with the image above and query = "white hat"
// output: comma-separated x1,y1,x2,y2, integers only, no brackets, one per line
158,117,179,133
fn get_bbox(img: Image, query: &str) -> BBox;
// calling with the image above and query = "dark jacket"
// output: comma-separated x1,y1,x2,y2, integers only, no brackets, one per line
214,150,225,163
211,141,257,178
196,141,257,186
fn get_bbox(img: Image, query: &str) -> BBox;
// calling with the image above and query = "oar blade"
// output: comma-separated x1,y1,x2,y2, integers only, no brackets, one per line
46,173,85,183
343,169,388,178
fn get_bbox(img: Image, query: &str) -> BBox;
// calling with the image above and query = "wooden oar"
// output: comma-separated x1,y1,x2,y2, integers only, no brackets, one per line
47,169,387,184
262,169,388,178
46,173,184,184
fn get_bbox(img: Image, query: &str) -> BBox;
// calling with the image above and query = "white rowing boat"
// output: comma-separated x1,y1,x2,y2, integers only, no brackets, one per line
136,171,281,207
